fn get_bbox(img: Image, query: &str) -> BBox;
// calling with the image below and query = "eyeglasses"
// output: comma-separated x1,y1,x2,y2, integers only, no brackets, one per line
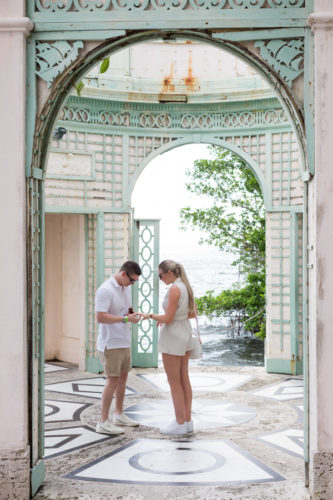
125,271,137,283
158,272,165,279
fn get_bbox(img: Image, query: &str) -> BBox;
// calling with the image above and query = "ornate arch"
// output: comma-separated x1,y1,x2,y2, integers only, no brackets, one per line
128,135,269,206
29,30,308,179
27,22,311,491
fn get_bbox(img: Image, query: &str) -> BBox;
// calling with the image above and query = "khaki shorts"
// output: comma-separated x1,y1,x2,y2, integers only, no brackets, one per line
99,347,131,377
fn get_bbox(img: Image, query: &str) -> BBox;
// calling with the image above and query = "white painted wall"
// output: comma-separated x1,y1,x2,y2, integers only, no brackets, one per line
45,214,86,369
0,5,31,452
308,0,333,490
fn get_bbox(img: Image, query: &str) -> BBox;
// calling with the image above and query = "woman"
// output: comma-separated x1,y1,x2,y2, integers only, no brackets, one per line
142,260,197,435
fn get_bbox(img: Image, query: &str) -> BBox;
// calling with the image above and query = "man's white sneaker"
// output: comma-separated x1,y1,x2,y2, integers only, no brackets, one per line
160,420,189,435
113,413,139,427
186,420,194,433
96,421,124,435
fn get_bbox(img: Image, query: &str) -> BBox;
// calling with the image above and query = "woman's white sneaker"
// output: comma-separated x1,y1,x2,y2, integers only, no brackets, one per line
186,420,194,433
96,421,124,435
160,420,189,435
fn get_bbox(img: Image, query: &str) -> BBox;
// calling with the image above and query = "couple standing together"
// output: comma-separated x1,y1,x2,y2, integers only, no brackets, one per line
95,259,198,437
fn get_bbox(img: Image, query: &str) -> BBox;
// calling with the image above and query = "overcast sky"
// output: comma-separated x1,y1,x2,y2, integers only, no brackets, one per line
131,144,218,256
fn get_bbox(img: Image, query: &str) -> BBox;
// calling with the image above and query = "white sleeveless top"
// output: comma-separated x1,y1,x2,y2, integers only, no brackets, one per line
158,278,195,356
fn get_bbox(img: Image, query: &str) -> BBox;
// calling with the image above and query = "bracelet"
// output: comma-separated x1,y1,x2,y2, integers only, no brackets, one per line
149,313,153,319
122,316,129,323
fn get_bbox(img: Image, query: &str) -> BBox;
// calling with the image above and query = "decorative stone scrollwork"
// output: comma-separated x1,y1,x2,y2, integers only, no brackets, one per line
139,114,171,128
228,0,265,7
182,114,213,128
36,41,84,88
73,0,112,10
150,0,187,9
189,0,227,7
255,39,304,87
266,0,304,6
35,0,72,12
34,0,305,11
61,107,130,125
111,0,149,9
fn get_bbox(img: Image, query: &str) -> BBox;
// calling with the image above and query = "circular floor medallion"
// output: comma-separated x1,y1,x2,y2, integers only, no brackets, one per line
129,447,225,475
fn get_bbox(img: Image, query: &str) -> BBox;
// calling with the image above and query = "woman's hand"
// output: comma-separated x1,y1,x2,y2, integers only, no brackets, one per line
141,313,162,326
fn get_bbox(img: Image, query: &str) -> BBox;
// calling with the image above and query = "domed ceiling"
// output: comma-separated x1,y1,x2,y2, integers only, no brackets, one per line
79,40,273,104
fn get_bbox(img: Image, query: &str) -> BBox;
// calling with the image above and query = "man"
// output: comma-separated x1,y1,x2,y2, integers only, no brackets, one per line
95,260,142,434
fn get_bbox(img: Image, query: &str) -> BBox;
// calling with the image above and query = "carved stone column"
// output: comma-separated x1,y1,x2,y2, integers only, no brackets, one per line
0,8,33,500
307,7,333,499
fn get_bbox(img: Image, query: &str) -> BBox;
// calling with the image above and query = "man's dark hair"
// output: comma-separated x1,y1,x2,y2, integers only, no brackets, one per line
120,260,142,276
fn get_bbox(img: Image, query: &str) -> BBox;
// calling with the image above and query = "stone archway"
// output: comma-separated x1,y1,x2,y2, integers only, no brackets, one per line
25,12,312,496
8,3,333,499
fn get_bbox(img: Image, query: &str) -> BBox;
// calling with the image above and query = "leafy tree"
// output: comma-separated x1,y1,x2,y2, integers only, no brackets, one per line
180,146,266,339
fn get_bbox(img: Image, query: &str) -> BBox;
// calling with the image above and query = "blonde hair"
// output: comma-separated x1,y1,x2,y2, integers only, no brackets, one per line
158,259,195,314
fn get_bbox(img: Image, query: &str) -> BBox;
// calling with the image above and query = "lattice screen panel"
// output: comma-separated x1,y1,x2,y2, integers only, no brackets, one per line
128,135,175,177
271,131,303,207
45,130,123,209
219,133,267,176
266,212,291,355
103,213,130,276
296,213,303,361
85,214,98,368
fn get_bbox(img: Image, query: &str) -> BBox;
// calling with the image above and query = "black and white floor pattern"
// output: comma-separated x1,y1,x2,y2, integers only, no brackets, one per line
44,363,71,373
256,428,304,459
45,377,137,399
251,378,303,401
44,425,115,460
64,438,285,485
45,400,92,423
123,399,257,430
43,371,301,488
139,372,253,393
293,404,304,423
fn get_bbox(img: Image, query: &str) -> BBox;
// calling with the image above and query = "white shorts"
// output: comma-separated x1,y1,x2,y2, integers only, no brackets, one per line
158,319,193,356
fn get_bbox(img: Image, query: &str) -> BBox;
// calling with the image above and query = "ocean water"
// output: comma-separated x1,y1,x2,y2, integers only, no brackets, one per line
158,245,265,367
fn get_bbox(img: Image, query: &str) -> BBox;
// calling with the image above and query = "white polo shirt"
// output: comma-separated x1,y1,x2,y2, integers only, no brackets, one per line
95,276,132,351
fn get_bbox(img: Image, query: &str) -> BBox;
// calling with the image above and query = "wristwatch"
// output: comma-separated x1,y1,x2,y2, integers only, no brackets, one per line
122,316,129,323
149,313,153,319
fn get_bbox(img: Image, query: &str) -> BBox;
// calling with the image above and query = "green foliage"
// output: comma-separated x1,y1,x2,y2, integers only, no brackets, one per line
74,80,84,96
180,146,266,339
196,272,266,340
100,58,110,74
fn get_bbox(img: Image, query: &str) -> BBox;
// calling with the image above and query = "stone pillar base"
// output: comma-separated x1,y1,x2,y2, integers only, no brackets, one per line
0,448,30,500
310,451,333,499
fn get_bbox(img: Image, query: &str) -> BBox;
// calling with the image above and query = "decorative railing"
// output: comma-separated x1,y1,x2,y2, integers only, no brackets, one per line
34,0,305,12
60,103,289,131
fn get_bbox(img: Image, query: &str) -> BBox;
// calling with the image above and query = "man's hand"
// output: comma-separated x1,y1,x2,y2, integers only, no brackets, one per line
127,312,141,324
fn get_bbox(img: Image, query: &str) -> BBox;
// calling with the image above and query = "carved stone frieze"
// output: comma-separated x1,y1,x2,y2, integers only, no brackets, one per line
255,39,304,88
60,99,288,131
36,41,84,88
34,0,305,11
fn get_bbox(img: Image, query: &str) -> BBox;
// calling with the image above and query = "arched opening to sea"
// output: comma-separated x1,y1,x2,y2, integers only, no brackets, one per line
132,144,265,367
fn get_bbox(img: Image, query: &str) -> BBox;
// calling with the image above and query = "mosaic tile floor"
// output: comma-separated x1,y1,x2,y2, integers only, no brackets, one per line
124,399,257,430
64,438,285,486
44,425,114,460
44,363,71,373
251,378,303,401
139,372,253,393
45,400,93,423
42,370,305,493
293,404,304,423
45,377,137,399
256,428,304,459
